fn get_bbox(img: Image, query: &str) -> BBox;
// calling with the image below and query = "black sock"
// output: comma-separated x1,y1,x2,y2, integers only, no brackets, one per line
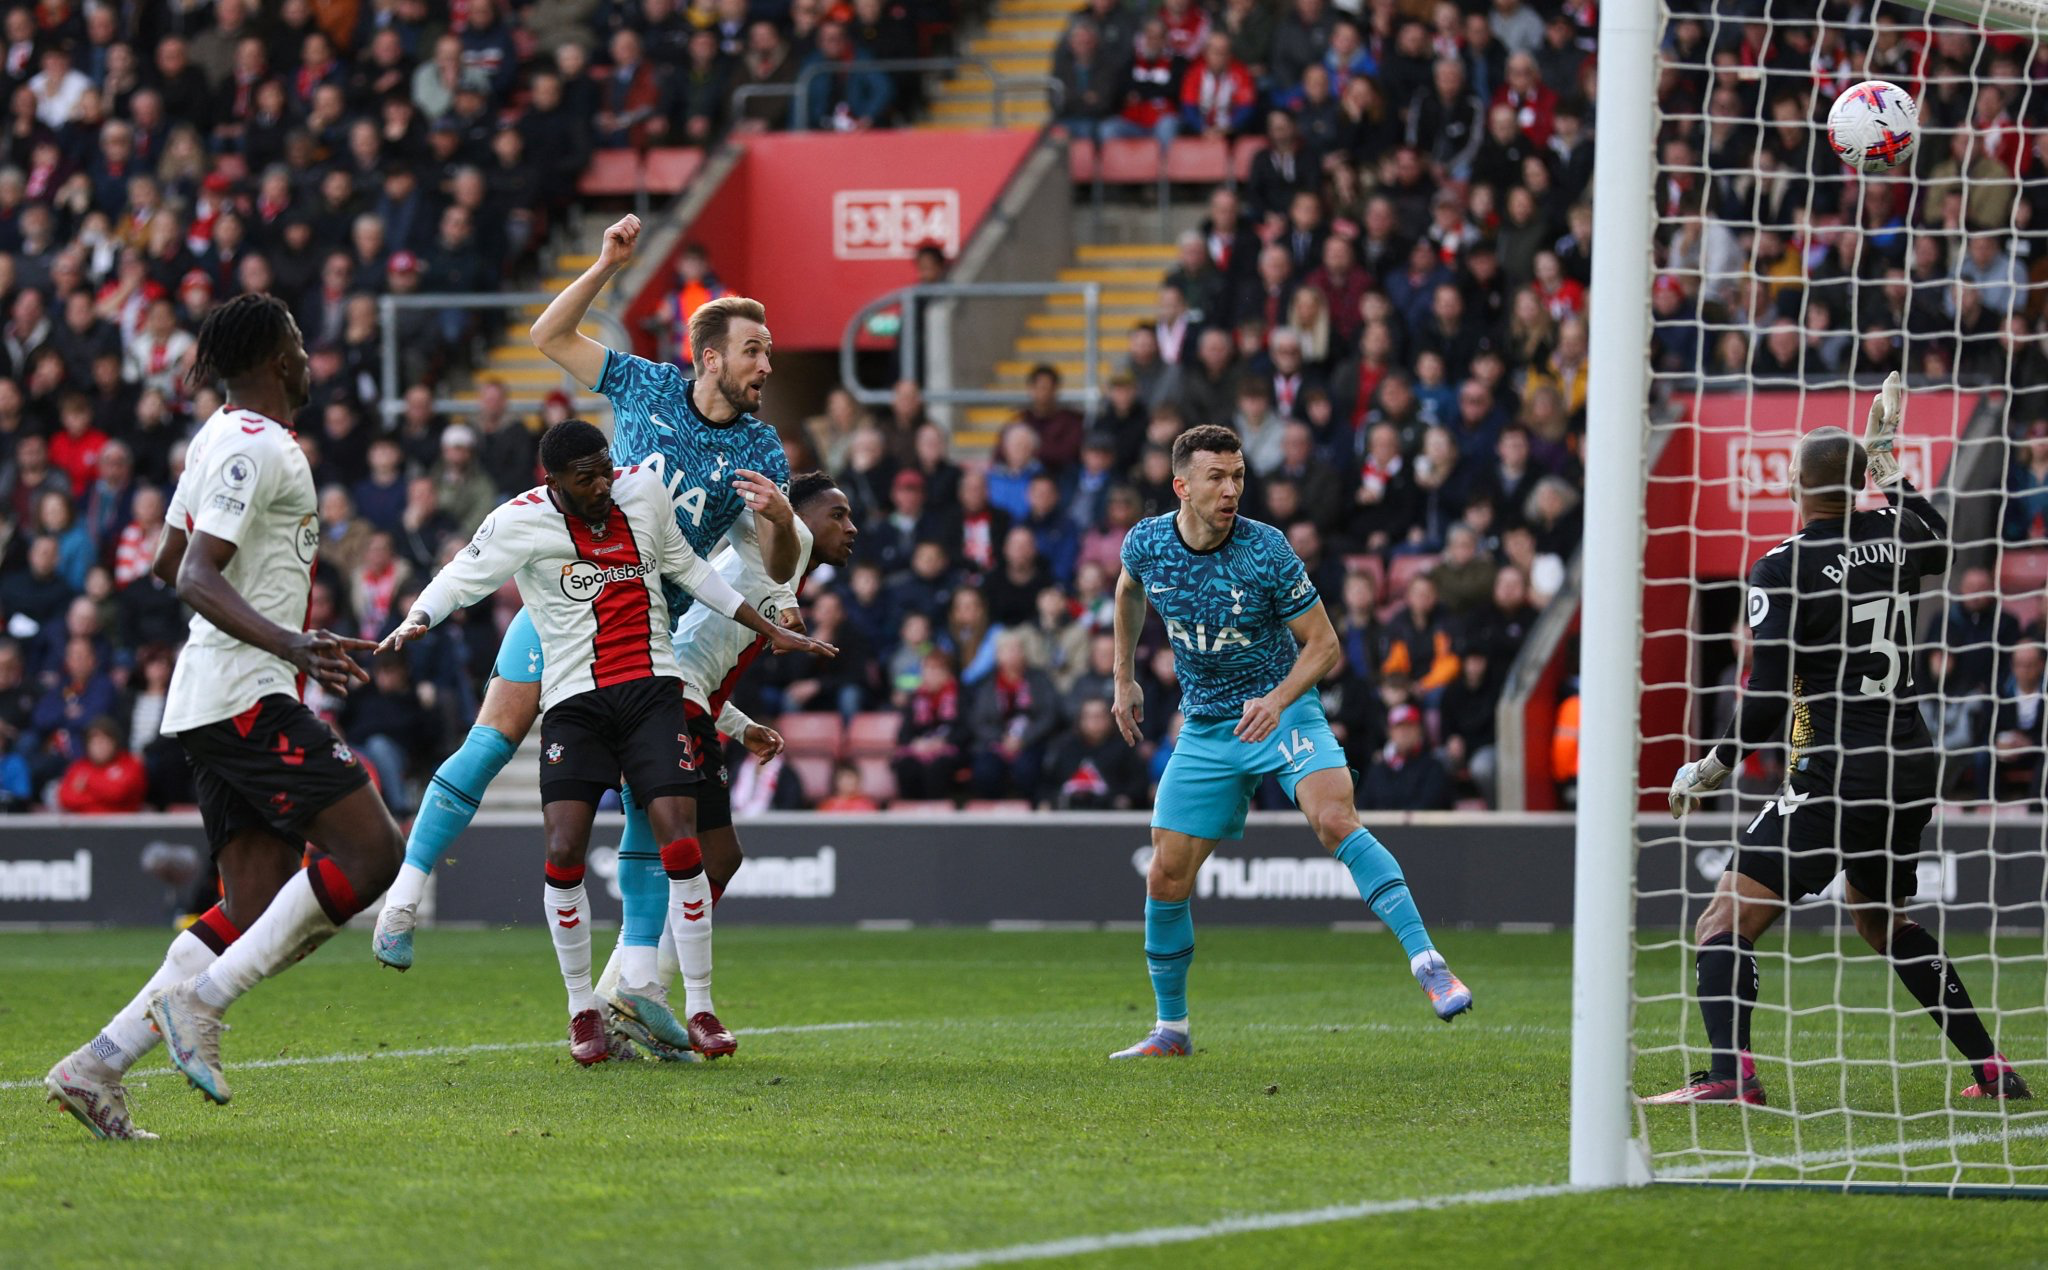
1696,932,1757,1080
1886,923,1997,1064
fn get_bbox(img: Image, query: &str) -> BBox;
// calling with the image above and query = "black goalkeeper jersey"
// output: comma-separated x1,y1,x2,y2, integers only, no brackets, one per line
1711,482,1951,799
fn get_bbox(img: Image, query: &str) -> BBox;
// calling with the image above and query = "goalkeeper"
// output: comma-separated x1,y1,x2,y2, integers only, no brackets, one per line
1655,374,2030,1106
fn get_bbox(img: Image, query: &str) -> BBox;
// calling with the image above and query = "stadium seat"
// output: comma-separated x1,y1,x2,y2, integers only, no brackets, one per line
855,757,898,804
789,755,835,803
888,800,957,813
1066,138,1096,183
1343,553,1386,595
1164,137,1229,185
845,712,899,758
1998,546,2048,602
641,147,703,194
964,799,1033,813
1229,137,1266,184
578,149,706,197
1095,138,1163,184
773,713,846,758
1385,553,1441,599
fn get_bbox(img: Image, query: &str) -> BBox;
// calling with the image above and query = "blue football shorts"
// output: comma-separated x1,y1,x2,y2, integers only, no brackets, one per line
1150,694,1350,841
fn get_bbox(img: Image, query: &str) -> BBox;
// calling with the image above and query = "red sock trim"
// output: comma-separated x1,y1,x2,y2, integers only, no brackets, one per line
660,837,702,875
709,879,725,907
190,903,242,955
544,861,586,887
305,854,364,924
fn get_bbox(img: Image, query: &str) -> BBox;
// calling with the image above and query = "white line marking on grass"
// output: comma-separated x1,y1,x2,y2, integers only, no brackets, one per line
827,1123,2048,1270
831,1184,1589,1270
0,1021,887,1090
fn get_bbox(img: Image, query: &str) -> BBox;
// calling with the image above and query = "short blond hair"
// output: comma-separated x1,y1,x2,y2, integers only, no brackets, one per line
689,296,768,373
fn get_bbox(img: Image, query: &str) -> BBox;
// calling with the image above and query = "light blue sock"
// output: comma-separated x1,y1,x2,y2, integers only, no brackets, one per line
402,726,517,874
1144,897,1194,1026
1335,827,1435,959
617,787,665,949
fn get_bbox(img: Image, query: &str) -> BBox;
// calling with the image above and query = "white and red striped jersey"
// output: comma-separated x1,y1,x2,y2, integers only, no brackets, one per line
673,516,813,731
414,465,746,711
161,407,320,735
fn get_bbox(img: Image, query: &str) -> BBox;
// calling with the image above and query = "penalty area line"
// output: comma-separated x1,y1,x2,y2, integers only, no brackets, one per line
1,1021,886,1090
829,1122,2048,1270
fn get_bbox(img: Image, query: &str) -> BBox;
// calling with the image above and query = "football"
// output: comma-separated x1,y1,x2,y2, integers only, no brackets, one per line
1827,79,1920,173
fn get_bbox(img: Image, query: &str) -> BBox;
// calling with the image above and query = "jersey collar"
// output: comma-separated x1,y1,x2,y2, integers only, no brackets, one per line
1173,510,1237,556
681,377,755,433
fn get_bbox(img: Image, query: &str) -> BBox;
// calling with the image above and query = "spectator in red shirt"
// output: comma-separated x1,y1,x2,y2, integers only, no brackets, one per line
1179,33,1256,139
1159,0,1210,64
1102,17,1180,147
112,484,165,588
56,716,145,814
47,392,107,495
1492,51,1556,147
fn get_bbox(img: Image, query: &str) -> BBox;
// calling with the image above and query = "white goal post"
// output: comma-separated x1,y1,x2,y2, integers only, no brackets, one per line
1576,0,2048,1193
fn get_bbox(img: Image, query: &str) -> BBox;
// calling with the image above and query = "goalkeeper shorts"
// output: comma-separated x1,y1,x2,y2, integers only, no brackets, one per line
1732,783,1935,904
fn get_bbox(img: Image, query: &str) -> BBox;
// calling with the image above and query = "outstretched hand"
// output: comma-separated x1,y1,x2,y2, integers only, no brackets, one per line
1864,370,1905,487
375,610,432,657
289,629,377,694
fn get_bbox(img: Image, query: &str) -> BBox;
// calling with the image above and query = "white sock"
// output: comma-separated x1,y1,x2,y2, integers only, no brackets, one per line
1411,949,1445,977
545,881,596,1014
667,874,714,1016
193,871,341,1009
657,926,679,983
620,945,659,989
93,929,217,1071
1156,1017,1189,1037
384,862,429,910
594,938,624,1001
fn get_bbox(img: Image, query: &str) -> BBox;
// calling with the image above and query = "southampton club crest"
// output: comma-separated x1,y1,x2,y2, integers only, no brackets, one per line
546,742,565,764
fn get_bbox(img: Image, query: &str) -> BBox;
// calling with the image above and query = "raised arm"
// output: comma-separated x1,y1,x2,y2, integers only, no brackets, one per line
530,214,640,391
1111,565,1150,745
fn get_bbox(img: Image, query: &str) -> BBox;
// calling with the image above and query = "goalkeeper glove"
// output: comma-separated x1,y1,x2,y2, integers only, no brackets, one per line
1668,751,1732,819
1864,370,1905,488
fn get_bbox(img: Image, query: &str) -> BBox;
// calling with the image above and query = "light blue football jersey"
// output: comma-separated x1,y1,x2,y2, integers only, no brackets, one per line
598,348,790,615
1120,513,1321,719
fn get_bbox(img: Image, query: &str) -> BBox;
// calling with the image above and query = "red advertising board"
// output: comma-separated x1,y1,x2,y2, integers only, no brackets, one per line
1633,387,1981,810
629,130,1038,353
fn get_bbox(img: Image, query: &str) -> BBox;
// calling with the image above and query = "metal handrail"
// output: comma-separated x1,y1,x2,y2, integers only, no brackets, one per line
376,292,631,420
731,56,1063,131
840,280,1102,419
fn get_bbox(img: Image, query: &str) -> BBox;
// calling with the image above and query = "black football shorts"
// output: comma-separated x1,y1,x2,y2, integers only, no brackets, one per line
177,695,372,855
1732,783,1934,904
538,676,705,808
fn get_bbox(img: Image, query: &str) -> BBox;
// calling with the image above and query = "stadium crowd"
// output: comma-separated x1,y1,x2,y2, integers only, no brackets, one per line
0,0,1608,816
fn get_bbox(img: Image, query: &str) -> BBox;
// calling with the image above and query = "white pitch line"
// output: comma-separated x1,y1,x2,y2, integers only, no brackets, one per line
0,1021,884,1091
826,1124,2048,1270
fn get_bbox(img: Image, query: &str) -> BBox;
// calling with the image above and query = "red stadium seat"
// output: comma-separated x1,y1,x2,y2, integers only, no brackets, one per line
1067,138,1097,182
1230,137,1266,184
773,713,845,757
1385,553,1441,599
577,149,644,197
888,800,957,813
855,757,898,804
1343,553,1386,595
1096,138,1163,184
788,755,835,803
641,147,702,194
965,799,1033,813
1164,137,1228,185
1998,546,2048,602
845,712,899,758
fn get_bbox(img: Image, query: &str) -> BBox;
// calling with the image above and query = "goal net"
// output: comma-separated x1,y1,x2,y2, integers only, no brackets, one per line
1580,0,2048,1193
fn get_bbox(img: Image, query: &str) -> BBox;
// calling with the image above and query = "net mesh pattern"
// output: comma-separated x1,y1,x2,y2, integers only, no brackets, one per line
1630,0,2048,1191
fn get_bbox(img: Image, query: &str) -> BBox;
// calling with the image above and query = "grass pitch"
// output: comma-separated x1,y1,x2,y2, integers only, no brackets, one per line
3,926,2045,1268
